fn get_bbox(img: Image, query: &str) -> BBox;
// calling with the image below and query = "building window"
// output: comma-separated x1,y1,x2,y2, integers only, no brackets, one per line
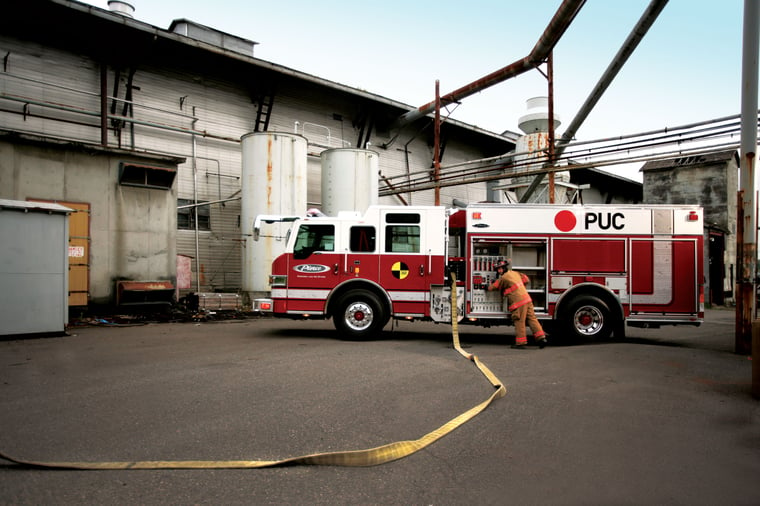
119,163,176,189
178,199,210,230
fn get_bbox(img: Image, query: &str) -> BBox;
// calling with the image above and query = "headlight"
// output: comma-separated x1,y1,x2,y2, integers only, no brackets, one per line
269,274,287,287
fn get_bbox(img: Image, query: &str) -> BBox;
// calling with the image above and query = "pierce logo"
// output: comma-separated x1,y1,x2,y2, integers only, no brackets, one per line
554,210,577,232
294,264,330,273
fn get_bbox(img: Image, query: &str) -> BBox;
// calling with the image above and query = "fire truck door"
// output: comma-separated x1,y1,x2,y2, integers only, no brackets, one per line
341,224,380,281
287,223,342,313
379,210,436,315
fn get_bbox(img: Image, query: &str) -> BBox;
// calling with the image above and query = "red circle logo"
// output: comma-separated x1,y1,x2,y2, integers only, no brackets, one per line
554,210,576,232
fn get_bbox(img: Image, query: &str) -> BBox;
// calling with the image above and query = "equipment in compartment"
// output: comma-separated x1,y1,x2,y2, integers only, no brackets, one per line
468,240,547,315
470,254,504,313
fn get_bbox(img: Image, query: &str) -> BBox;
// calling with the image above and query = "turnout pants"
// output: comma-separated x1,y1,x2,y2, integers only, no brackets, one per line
511,303,545,345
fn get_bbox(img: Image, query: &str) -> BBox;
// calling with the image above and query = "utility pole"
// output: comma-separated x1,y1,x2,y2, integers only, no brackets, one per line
737,0,759,356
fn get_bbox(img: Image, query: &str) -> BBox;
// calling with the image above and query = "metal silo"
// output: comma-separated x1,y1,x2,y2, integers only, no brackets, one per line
320,148,379,216
512,97,569,203
241,132,307,298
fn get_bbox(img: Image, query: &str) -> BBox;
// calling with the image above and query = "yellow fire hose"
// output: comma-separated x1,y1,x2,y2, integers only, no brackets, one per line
0,274,506,469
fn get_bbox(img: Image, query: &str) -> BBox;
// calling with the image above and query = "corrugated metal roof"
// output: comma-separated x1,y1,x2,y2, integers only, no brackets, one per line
0,199,72,214
641,149,739,171
48,0,510,144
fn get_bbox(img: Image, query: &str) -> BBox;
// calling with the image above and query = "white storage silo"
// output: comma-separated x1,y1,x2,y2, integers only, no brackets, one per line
320,148,379,216
241,132,307,297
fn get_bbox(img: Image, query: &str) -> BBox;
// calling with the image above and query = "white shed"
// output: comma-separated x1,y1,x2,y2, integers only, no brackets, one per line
0,199,71,337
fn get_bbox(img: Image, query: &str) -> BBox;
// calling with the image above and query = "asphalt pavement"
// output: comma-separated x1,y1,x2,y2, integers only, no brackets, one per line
0,308,758,505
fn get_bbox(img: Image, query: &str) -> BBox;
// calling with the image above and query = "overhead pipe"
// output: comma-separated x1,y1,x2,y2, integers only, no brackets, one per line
556,0,669,156
521,0,669,202
379,110,757,196
395,0,586,128
378,141,746,197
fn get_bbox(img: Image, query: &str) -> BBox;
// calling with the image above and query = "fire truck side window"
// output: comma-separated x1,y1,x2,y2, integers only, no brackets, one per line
293,224,334,259
350,226,376,252
385,225,420,253
386,213,421,224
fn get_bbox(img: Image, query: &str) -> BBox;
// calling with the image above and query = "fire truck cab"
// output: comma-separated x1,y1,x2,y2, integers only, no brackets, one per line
257,203,704,342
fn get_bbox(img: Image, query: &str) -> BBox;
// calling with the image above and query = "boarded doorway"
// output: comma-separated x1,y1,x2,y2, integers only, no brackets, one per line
708,230,726,306
29,199,90,307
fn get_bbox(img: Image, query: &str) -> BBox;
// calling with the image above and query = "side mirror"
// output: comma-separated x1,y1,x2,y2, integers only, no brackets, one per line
252,215,299,242
253,216,262,241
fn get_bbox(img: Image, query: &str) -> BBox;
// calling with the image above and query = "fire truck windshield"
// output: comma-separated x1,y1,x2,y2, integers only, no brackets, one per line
293,224,335,259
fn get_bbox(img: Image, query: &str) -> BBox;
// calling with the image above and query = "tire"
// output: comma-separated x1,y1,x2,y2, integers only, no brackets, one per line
562,295,612,341
333,290,388,340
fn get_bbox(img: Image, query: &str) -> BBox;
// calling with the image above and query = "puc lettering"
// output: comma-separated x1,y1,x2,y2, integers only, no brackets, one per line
585,212,625,230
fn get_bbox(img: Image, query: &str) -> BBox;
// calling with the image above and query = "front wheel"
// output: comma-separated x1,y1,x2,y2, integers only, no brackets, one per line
562,295,612,341
333,290,388,340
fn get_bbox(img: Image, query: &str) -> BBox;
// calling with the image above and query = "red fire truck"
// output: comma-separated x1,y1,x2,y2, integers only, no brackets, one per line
254,204,704,342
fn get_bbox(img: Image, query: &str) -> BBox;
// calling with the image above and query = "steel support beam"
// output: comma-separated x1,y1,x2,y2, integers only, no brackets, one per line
395,0,586,128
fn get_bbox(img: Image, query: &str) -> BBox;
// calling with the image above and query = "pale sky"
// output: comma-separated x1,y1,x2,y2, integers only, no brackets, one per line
82,0,750,180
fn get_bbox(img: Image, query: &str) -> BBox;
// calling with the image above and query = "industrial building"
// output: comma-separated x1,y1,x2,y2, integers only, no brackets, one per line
0,0,733,319
0,0,519,311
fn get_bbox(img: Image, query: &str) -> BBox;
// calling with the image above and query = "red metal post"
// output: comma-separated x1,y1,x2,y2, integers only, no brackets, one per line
434,80,441,206
547,52,556,203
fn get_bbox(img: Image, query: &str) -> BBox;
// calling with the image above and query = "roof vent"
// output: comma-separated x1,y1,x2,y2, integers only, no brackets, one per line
169,19,258,57
108,0,135,18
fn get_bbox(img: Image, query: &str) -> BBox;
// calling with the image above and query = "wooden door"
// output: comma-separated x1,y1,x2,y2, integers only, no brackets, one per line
29,199,90,306
65,202,90,306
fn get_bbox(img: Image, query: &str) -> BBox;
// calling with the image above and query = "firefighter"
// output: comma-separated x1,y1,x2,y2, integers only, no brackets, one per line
488,259,547,349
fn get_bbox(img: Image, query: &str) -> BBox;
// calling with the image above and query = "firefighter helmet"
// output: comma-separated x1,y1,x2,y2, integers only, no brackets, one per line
494,259,510,271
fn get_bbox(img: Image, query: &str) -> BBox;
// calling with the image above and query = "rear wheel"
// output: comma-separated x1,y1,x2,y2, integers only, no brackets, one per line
563,295,612,341
333,290,388,340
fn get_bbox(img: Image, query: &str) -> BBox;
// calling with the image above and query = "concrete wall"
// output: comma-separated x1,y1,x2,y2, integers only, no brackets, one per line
0,139,178,306
643,160,737,235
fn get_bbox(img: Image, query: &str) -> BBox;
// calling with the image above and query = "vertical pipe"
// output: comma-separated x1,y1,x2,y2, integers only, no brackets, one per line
100,63,108,146
737,0,759,355
434,80,441,206
192,109,201,293
547,52,556,203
